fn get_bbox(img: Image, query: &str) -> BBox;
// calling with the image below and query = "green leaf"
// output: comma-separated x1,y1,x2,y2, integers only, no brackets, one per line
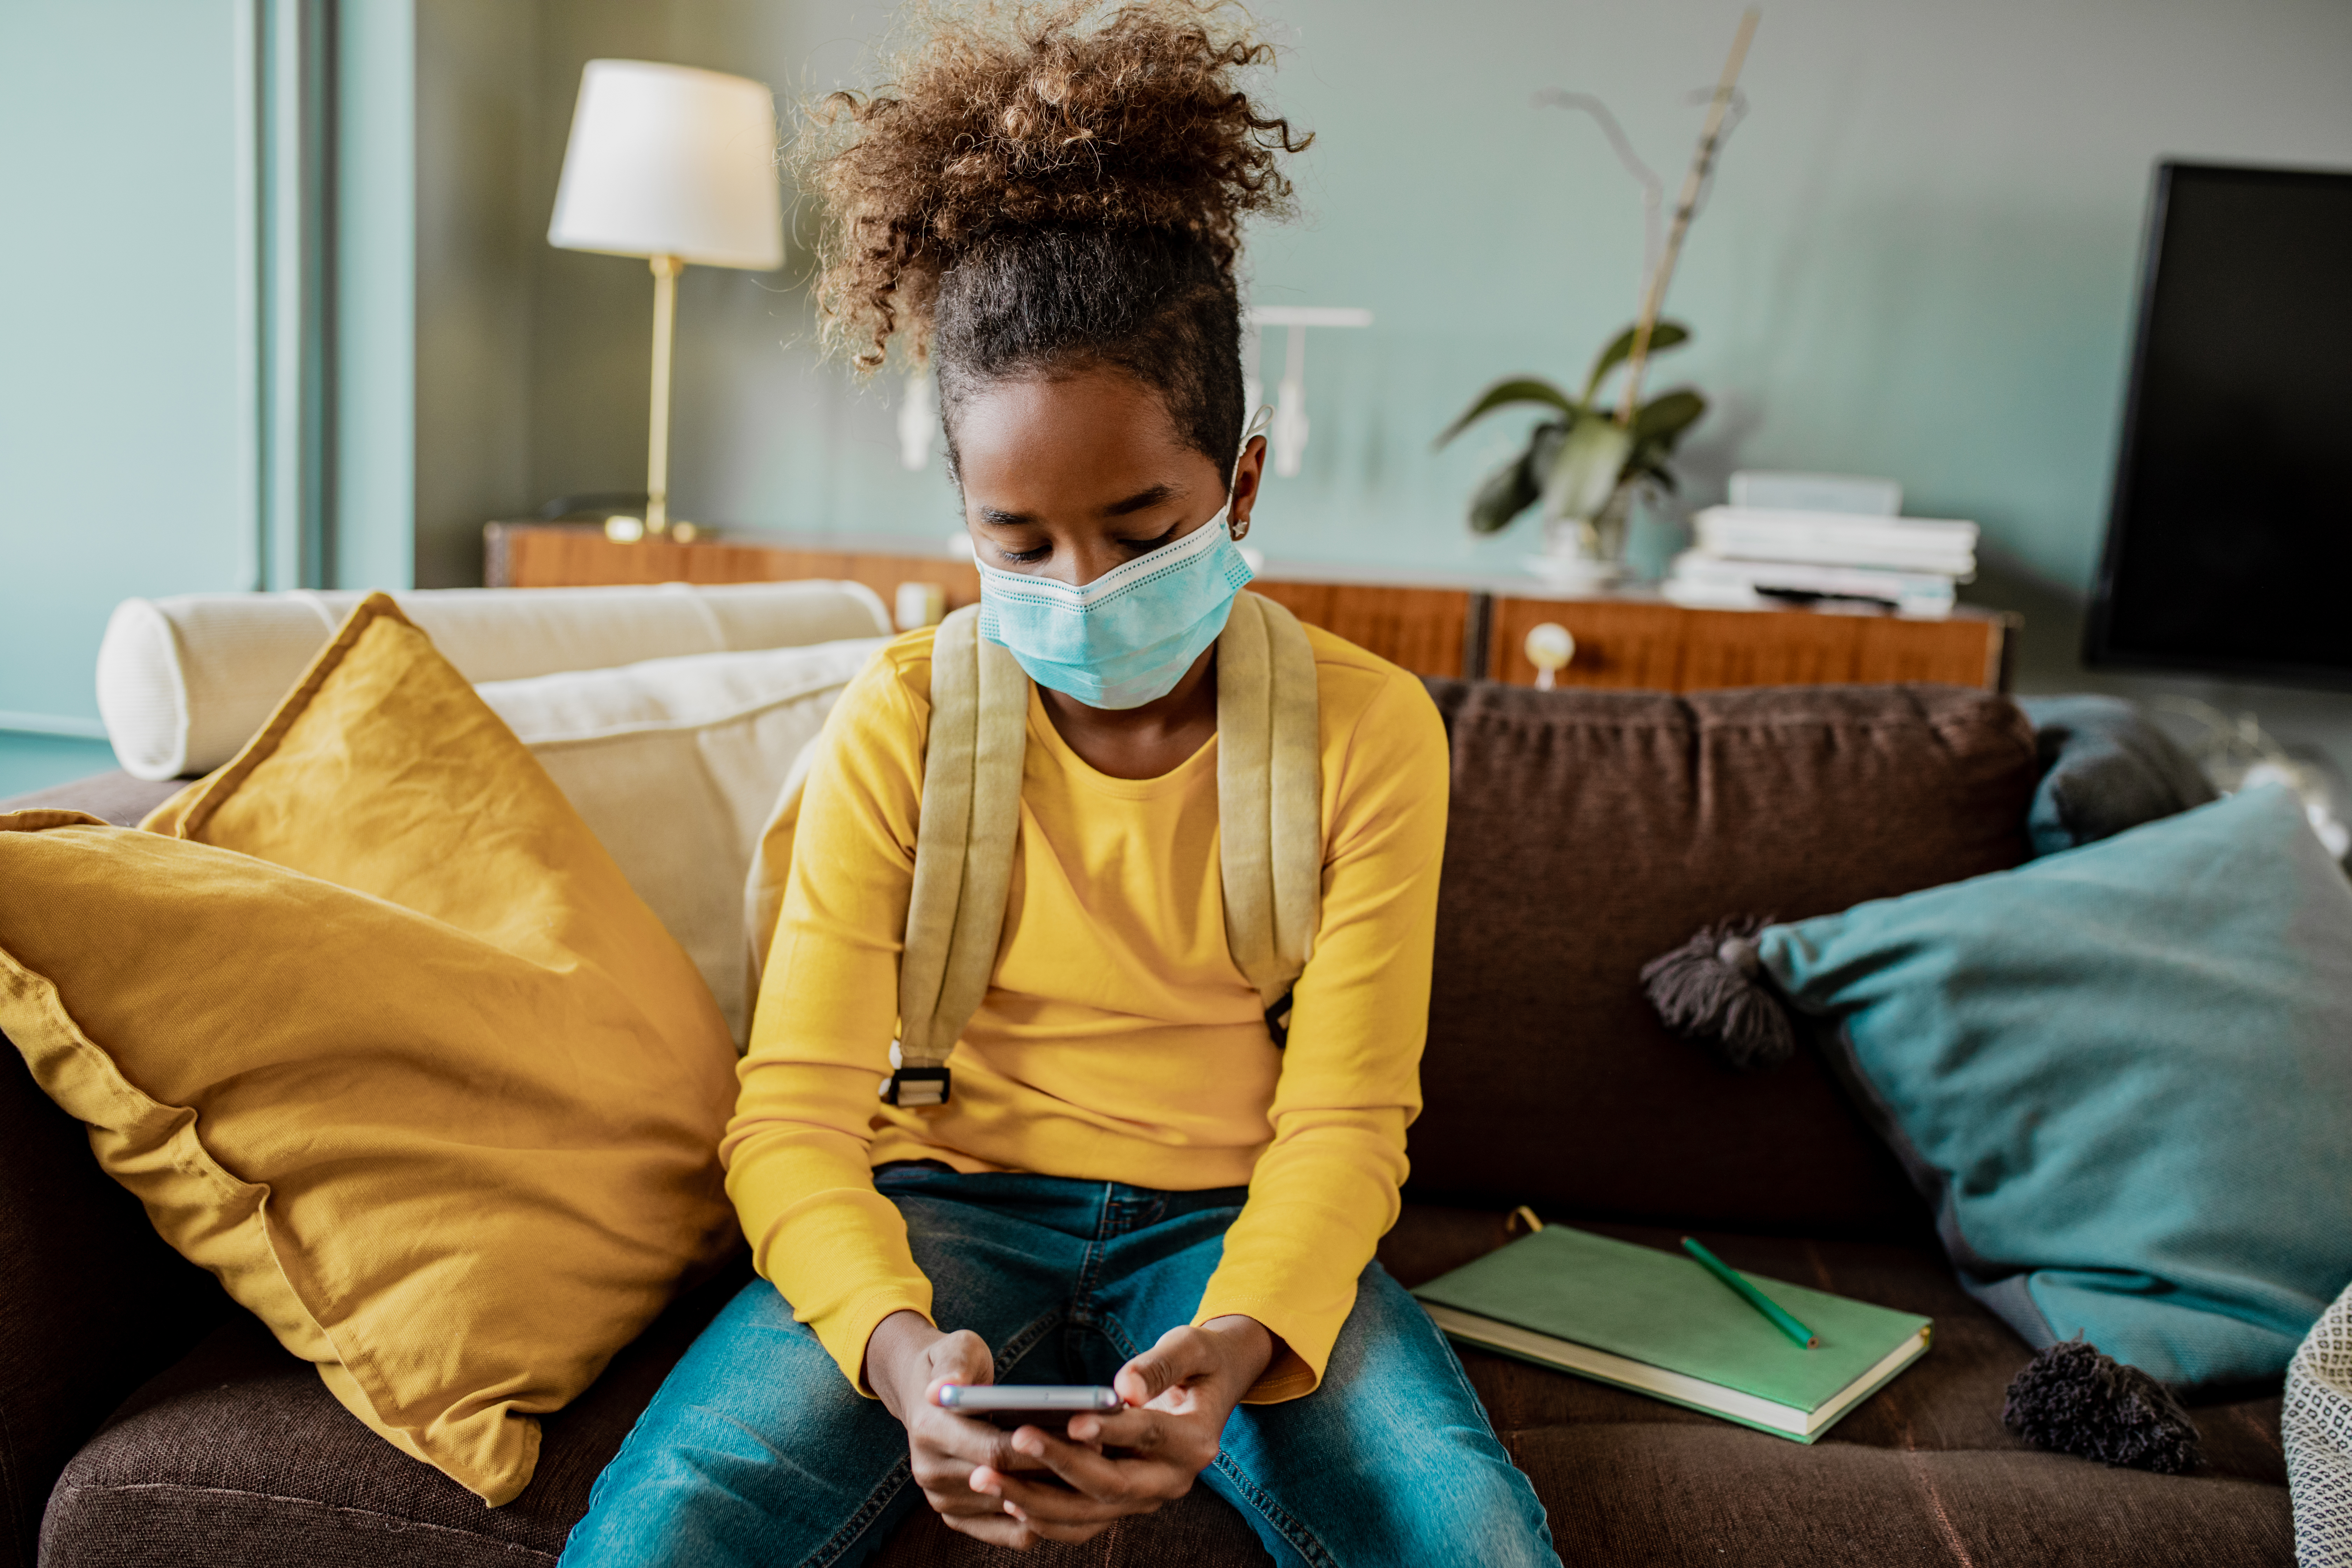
1631,387,1706,445
1436,377,1577,449
1579,320,1692,406
1466,422,1566,534
1625,453,1680,493
1539,416,1636,523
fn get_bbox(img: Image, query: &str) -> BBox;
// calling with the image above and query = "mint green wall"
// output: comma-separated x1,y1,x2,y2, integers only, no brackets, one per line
489,0,2352,771
4,2,2347,797
0,0,416,798
6,2,2350,794
507,0,2352,583
0,1,253,794
6,2,2341,791
0,737,121,802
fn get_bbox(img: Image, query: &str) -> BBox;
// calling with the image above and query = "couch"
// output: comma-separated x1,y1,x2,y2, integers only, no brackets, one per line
0,679,2293,1566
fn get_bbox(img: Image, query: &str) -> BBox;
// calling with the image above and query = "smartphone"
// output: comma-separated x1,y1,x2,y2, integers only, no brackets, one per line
935,1384,1123,1426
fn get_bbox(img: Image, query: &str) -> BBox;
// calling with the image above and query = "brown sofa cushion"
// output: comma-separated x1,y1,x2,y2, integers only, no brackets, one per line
48,1205,2287,1568
871,1490,1271,1566
1413,681,2037,1234
1383,1208,2290,1567
0,1042,231,1568
43,1250,1271,1568
886,1220,2291,1566
42,1257,757,1568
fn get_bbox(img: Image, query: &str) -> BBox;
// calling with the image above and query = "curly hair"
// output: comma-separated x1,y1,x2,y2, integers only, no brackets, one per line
795,0,1310,476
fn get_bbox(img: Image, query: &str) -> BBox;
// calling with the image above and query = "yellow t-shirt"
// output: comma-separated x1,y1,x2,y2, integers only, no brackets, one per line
723,614,1450,1400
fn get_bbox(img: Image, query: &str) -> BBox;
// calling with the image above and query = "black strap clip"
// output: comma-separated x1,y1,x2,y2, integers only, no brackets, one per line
1264,990,1296,1049
881,1066,951,1107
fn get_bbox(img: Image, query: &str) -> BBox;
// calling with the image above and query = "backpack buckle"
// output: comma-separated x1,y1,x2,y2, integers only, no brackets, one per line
1264,990,1296,1049
880,1066,951,1107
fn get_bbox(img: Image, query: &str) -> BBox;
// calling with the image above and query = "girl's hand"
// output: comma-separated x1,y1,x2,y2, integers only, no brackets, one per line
963,1315,1276,1548
866,1309,1067,1549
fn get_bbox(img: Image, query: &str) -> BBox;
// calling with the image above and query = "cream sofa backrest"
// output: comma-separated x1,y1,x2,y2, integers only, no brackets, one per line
95,581,898,1043
97,581,892,780
478,637,890,1046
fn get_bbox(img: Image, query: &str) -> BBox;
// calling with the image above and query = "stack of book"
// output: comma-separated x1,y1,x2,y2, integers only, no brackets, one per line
1666,506,1980,619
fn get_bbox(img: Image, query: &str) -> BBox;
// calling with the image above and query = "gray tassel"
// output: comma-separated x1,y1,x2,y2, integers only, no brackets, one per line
2002,1339,2205,1474
1639,916,1795,1071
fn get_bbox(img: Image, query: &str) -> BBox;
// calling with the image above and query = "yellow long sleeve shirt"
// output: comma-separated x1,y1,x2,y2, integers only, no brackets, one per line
723,616,1450,1401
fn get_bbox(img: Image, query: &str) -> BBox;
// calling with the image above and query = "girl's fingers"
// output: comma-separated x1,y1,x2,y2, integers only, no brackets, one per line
914,1414,1054,1475
923,1484,1023,1519
908,1323,1217,1539
922,1375,973,1410
978,1465,1130,1521
920,1330,998,1404
1065,1405,1176,1453
921,1365,994,1413
993,1428,1195,1508
1112,1326,1219,1408
939,1507,1036,1549
979,1464,1175,1523
1062,1406,1219,1479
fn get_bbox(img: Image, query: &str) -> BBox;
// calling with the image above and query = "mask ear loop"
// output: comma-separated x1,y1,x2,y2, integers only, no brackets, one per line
1229,406,1275,542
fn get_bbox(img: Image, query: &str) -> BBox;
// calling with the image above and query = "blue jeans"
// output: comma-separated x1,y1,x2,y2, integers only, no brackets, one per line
563,1165,1558,1568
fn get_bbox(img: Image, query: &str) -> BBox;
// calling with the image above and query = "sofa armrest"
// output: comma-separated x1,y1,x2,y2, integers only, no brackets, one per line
0,1043,230,1568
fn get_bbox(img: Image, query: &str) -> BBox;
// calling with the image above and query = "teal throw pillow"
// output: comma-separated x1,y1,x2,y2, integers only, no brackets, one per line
1760,785,2352,1386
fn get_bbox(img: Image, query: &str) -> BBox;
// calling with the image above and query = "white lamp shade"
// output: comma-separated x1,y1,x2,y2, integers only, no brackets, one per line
548,60,784,271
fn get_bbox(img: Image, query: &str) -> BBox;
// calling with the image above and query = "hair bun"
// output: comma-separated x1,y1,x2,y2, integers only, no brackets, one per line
802,0,1310,369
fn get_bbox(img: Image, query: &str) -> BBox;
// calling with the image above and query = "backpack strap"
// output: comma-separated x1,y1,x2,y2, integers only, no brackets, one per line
1216,593,1323,1042
745,592,1322,1103
884,604,1030,1107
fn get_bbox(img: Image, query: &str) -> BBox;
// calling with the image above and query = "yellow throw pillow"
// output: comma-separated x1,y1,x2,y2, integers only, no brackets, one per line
0,594,738,1506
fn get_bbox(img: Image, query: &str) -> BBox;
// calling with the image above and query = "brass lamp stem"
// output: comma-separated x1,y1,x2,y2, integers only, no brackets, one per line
646,254,683,536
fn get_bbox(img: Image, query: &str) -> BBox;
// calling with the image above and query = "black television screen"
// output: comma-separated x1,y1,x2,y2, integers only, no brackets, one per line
2086,161,2352,686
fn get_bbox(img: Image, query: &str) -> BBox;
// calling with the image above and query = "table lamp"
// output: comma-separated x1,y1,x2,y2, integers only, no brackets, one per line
548,59,784,541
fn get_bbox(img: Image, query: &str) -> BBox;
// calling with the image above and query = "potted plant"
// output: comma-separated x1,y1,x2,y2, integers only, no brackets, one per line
1437,322,1706,583
1438,11,1756,588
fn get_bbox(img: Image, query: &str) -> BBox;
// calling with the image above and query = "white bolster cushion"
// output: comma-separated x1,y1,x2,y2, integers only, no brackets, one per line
479,636,888,1047
97,581,893,780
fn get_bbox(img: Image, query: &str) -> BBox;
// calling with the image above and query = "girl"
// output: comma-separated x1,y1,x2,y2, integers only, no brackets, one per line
565,5,1558,1564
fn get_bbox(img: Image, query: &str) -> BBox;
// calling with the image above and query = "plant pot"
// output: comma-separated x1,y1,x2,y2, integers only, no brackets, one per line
1527,483,1638,592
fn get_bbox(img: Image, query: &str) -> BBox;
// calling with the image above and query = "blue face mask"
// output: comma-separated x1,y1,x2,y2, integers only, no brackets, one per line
976,506,1258,709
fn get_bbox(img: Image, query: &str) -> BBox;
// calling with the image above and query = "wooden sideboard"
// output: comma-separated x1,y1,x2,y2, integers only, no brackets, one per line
485,523,2016,693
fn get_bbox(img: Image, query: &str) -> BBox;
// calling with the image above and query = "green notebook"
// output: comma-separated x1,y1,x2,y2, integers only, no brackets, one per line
1412,1226,1931,1443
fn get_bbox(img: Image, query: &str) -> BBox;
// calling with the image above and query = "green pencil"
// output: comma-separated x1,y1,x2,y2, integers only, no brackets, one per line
1681,1237,1819,1349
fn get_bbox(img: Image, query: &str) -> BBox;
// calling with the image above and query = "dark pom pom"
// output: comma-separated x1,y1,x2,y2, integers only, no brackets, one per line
1639,916,1795,1071
2002,1339,2205,1475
